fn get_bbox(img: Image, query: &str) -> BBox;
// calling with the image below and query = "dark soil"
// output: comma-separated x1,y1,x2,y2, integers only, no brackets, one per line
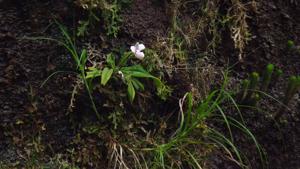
0,0,299,169
0,0,76,164
121,0,169,44
241,1,300,75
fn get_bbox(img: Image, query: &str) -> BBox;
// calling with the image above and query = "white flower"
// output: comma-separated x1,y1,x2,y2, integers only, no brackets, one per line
130,42,145,60
118,70,125,79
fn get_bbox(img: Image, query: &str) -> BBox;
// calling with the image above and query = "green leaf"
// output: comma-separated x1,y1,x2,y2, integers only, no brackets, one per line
121,65,155,78
106,53,116,69
129,71,154,78
121,65,147,72
131,78,145,91
196,90,218,120
118,52,132,67
101,67,114,86
79,49,88,68
127,81,135,102
86,67,102,79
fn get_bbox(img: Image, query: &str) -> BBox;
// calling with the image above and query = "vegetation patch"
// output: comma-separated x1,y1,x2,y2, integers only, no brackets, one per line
1,0,300,169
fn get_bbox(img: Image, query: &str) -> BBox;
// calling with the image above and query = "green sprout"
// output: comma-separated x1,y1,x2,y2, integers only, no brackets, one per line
287,40,300,54
244,72,260,103
249,93,261,107
272,68,283,87
239,79,250,101
275,76,300,120
287,40,295,49
283,76,300,104
261,64,274,91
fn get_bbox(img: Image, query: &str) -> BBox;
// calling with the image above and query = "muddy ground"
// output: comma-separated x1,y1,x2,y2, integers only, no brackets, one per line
0,0,300,169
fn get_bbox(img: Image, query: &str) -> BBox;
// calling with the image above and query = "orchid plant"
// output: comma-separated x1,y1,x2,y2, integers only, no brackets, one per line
86,43,171,102
33,22,169,119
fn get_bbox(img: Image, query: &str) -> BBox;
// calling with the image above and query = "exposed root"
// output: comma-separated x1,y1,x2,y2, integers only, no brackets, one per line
67,79,82,113
108,139,144,169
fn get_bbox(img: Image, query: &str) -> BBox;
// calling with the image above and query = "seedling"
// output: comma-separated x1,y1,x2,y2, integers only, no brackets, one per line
261,64,274,91
244,72,259,102
275,76,300,120
287,40,295,49
238,79,250,101
287,40,300,54
272,68,283,87
283,76,300,104
239,64,282,105
248,93,260,107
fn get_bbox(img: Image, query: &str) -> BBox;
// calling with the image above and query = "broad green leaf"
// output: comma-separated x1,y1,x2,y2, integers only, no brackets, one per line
128,71,154,78
121,65,154,78
86,67,102,79
121,65,147,72
127,81,135,102
101,67,114,86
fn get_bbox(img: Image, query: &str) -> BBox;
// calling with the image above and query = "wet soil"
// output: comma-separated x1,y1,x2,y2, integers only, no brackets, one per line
0,0,300,169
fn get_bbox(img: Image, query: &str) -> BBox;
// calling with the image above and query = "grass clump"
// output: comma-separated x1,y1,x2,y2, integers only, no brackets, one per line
36,22,102,119
152,93,264,168
104,91,266,169
141,76,266,169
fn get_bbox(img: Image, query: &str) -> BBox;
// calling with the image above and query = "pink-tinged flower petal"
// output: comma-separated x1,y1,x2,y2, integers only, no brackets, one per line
135,51,145,60
130,46,136,53
137,44,145,51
